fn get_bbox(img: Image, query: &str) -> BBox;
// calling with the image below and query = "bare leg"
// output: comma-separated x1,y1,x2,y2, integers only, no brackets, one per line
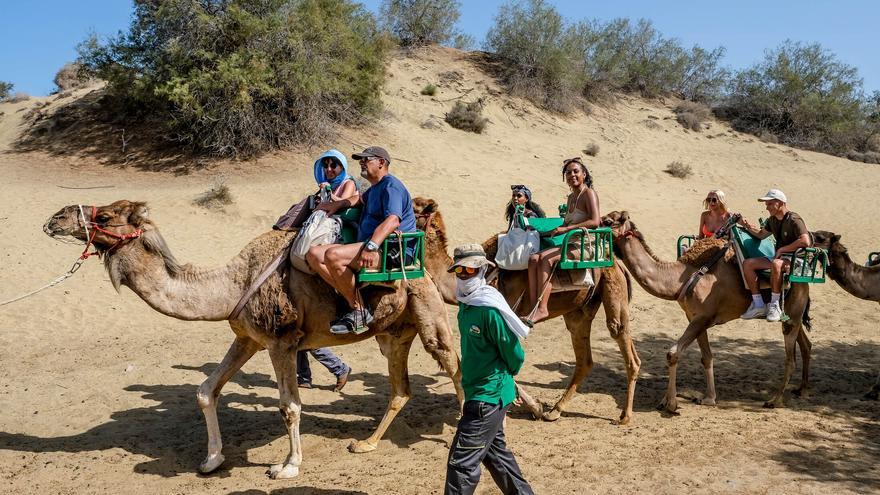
529,248,560,322
349,332,417,453
544,298,601,422
266,344,304,479
695,332,716,406
197,335,261,474
660,317,711,414
325,243,364,308
306,244,336,287
526,253,540,314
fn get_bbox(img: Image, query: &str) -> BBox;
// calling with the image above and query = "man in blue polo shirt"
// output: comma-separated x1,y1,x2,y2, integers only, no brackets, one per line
313,146,417,334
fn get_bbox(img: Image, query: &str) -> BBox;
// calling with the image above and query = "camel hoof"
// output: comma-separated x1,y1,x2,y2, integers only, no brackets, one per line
348,440,378,454
267,463,300,479
763,399,784,409
542,409,562,422
614,415,631,426
198,453,225,474
694,397,716,406
657,397,678,414
792,387,810,398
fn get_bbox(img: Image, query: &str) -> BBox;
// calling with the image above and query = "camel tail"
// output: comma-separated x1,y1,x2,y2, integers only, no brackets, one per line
803,297,812,332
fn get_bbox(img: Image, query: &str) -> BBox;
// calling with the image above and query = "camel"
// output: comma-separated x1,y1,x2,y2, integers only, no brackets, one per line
601,210,813,412
813,231,880,399
412,198,641,425
43,200,463,479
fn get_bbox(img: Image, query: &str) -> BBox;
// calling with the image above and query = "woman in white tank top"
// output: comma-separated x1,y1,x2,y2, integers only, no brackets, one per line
523,157,600,325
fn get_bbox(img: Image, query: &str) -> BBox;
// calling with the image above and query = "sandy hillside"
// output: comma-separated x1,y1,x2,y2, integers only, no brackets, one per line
1,46,878,494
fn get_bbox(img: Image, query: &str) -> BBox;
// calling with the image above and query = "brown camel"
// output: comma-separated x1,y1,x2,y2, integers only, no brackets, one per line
813,230,880,399
43,200,463,479
602,211,813,412
412,198,641,425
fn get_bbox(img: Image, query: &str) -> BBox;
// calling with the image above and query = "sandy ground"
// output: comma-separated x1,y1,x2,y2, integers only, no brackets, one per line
1,47,878,494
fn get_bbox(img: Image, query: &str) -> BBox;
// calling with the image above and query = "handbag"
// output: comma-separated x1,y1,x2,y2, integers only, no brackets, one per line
273,195,315,231
496,214,540,271
290,209,342,273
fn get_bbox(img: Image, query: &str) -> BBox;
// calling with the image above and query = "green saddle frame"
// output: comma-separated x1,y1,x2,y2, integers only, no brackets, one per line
334,207,425,283
730,225,826,284
518,207,613,269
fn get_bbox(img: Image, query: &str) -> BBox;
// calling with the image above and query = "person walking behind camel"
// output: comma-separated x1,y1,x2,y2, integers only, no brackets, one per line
444,244,534,495
738,189,812,322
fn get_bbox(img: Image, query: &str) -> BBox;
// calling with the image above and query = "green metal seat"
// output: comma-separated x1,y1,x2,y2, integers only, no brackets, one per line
518,207,613,269
730,225,826,284
676,235,695,258
357,231,425,283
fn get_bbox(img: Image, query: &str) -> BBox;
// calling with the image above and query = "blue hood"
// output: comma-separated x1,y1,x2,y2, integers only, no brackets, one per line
313,149,352,190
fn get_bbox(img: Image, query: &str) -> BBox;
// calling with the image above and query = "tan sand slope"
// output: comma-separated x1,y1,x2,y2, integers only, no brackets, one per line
0,46,878,494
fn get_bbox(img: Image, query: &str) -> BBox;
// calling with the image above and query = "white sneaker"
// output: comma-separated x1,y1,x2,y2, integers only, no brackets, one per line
741,302,767,320
766,302,783,322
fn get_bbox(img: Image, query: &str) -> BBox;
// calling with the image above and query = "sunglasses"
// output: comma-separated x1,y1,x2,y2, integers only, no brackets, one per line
322,160,341,170
705,197,718,203
358,156,379,164
453,266,478,275
563,157,583,165
510,184,526,191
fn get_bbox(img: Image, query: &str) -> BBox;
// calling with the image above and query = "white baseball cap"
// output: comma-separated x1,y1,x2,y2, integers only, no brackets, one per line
758,189,787,203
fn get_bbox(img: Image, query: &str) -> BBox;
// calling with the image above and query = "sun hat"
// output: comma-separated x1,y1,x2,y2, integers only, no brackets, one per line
447,244,496,272
351,146,391,164
758,189,787,203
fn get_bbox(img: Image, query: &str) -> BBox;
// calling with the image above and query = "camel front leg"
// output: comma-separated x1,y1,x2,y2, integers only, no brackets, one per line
695,332,716,406
660,317,710,414
544,299,601,422
349,332,416,453
793,329,812,398
764,323,801,408
197,335,261,474
602,275,640,426
266,345,303,479
411,295,464,407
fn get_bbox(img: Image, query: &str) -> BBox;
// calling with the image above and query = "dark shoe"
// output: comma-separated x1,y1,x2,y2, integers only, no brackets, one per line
298,381,312,389
334,367,351,392
329,308,374,335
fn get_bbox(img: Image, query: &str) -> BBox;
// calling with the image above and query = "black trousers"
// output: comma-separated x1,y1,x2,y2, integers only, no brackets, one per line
445,400,534,495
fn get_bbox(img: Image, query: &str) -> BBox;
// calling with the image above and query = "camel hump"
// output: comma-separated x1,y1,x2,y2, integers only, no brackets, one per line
678,238,732,267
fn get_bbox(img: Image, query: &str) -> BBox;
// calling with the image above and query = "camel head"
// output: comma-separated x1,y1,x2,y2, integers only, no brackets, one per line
412,197,444,233
601,210,636,239
812,231,842,253
44,200,153,252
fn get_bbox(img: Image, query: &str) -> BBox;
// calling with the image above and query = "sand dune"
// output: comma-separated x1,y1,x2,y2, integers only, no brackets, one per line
1,47,878,494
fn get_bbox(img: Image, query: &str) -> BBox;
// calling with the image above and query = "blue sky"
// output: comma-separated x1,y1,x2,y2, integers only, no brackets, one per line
2,0,877,96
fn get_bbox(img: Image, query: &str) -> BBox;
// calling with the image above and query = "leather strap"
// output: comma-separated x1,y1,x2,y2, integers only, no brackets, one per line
229,245,291,320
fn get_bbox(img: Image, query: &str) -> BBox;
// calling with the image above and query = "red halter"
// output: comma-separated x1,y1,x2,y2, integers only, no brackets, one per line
79,205,145,260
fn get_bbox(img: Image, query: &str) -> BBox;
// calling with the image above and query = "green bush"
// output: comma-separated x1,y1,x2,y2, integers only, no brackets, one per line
721,41,875,156
380,0,465,47
0,81,12,102
674,101,711,131
445,100,488,133
78,0,387,157
420,84,437,96
53,63,90,92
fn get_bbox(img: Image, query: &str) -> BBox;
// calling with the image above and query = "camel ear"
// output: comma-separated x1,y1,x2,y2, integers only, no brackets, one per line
620,211,630,222
130,203,150,226
423,199,437,214
831,234,841,244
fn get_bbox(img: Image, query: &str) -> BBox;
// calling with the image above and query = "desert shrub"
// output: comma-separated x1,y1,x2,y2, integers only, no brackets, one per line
0,81,12,101
484,0,584,113
674,101,710,131
77,0,386,157
380,0,466,47
421,84,438,96
8,92,30,103
53,62,89,92
721,41,875,156
866,134,880,153
583,142,599,156
759,132,779,144
665,160,692,179
847,151,880,164
445,100,488,133
194,176,233,208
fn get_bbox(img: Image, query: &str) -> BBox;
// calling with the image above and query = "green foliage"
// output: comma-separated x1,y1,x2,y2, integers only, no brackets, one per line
674,101,711,131
485,3,728,112
78,0,386,157
420,84,437,96
0,81,12,101
381,0,465,47
722,41,875,155
445,100,488,133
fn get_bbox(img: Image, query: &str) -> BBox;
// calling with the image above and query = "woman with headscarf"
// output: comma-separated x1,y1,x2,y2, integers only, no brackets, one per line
505,185,546,225
298,149,359,390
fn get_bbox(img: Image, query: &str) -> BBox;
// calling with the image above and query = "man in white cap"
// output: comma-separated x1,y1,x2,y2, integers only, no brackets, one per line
444,244,533,495
738,189,812,321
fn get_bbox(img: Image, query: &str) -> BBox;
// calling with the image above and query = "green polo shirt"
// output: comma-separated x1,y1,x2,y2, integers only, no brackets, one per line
457,303,525,406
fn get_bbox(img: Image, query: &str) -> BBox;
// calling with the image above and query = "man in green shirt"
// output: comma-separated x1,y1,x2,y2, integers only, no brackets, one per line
444,244,534,495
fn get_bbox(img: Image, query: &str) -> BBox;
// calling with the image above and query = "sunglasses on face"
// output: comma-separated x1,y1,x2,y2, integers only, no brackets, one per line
705,197,718,203
359,157,379,164
322,160,341,170
453,266,478,275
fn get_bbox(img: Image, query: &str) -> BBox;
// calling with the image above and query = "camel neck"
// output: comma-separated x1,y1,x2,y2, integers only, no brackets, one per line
423,226,458,305
107,241,248,321
830,249,880,302
616,234,689,300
